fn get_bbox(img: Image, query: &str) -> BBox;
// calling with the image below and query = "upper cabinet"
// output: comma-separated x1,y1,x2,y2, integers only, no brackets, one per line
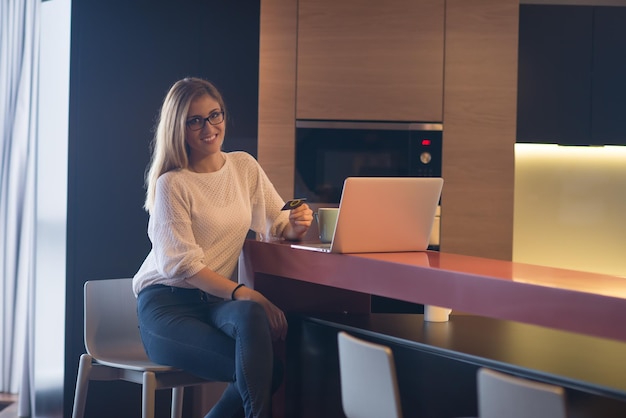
517,5,592,145
517,5,626,145
591,7,626,144
296,0,445,122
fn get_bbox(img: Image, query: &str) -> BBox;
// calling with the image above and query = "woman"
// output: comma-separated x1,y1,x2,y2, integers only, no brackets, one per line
133,77,313,418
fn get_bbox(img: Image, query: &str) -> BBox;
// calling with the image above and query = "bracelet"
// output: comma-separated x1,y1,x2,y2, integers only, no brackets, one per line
231,283,245,300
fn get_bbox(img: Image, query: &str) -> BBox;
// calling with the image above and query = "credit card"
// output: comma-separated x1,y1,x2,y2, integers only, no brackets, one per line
281,198,307,210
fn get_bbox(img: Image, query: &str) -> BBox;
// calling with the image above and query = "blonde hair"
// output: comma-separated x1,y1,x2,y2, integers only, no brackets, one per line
144,78,226,213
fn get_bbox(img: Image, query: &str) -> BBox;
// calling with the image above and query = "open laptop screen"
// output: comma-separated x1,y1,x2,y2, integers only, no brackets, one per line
292,177,443,254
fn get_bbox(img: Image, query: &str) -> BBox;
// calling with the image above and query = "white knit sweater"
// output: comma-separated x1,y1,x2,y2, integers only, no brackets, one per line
133,152,289,296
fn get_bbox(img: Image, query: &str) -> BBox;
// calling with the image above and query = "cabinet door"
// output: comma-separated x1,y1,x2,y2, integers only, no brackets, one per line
516,5,593,145
591,7,626,145
296,0,444,122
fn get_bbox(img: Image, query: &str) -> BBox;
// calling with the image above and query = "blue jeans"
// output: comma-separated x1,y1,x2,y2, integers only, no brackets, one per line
137,285,281,418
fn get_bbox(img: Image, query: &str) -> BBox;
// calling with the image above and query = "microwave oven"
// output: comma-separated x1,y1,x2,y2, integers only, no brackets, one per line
294,120,443,204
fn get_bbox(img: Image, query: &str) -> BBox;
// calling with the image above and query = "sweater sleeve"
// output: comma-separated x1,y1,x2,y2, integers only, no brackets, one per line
248,156,290,239
149,173,206,279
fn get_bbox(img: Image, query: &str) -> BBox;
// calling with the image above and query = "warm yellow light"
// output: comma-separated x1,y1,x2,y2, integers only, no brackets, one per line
516,143,626,160
513,143,626,278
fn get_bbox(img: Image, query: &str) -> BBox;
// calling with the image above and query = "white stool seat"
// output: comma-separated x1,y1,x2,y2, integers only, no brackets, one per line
71,278,214,418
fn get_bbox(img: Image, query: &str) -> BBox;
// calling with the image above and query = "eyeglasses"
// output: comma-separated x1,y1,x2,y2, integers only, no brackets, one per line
186,110,225,131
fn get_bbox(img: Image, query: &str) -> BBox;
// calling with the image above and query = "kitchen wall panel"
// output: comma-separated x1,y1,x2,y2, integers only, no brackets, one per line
259,0,519,261
296,0,445,122
441,0,518,260
514,144,626,277
258,0,298,200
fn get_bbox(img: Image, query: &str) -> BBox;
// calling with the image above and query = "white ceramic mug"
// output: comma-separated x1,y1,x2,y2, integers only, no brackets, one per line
315,208,339,243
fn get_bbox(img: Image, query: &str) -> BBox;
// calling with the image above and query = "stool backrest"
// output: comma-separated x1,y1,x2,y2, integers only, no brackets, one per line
84,278,150,362
478,368,567,418
337,331,402,418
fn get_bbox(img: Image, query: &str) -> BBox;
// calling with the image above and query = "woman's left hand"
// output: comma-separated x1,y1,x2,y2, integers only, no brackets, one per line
284,203,313,240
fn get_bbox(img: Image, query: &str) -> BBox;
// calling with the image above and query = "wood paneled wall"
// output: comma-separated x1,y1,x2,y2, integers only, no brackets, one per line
259,0,519,260
258,0,298,200
441,0,519,260
296,0,444,122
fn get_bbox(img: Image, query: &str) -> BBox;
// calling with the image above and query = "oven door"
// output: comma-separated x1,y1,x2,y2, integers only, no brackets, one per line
295,120,442,204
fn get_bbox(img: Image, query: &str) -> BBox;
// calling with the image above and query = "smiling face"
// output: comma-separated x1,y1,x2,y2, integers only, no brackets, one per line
184,94,226,171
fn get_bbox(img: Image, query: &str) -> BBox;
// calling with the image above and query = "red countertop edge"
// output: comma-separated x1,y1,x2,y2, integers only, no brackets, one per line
240,239,626,343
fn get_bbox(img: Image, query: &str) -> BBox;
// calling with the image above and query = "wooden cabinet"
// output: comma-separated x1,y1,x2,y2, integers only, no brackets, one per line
296,0,444,122
591,7,626,144
517,5,626,145
441,0,518,261
258,0,298,199
516,5,592,145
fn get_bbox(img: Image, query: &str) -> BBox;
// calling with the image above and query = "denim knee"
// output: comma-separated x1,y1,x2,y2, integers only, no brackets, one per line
236,300,268,323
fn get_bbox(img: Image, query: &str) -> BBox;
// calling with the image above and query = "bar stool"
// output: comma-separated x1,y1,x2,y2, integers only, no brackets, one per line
71,278,215,418
477,368,567,418
337,331,402,418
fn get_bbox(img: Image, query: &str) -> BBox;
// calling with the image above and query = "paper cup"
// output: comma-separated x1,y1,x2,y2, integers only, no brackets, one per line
424,305,452,322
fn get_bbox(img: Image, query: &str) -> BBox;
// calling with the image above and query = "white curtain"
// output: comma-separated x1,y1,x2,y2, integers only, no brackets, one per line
0,1,40,413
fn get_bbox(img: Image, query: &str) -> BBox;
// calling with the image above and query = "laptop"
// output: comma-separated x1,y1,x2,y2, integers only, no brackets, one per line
291,177,443,253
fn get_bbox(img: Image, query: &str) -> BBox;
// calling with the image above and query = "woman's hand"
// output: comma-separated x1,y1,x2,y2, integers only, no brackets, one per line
236,286,288,341
283,203,313,240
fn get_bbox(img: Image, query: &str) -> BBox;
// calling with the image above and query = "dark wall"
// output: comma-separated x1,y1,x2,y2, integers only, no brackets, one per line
65,1,260,416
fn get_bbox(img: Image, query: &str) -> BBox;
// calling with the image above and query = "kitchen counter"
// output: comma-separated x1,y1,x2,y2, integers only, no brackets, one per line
239,239,626,343
239,239,626,416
